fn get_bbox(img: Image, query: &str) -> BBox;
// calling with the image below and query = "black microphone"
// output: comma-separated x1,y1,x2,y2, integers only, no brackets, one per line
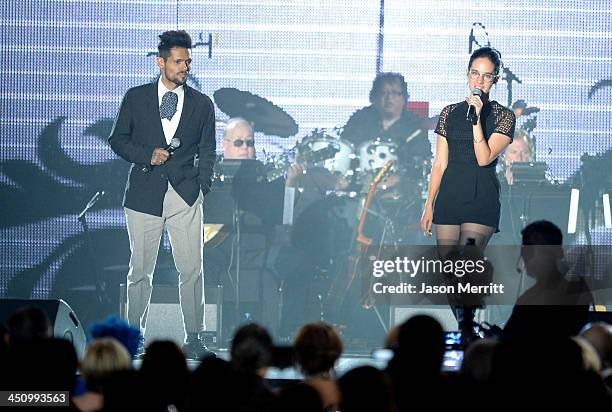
166,137,181,154
466,88,483,124
142,137,181,172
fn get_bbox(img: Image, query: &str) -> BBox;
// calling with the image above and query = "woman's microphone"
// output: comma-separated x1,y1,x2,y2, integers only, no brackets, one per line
466,88,483,124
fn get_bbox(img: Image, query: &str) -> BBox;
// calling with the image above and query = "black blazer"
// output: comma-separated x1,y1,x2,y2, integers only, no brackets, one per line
108,81,217,216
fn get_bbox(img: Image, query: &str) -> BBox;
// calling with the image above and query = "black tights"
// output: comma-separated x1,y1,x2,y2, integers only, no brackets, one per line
434,223,495,258
435,223,495,332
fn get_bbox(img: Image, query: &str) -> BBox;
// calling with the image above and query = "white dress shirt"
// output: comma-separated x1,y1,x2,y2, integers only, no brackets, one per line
157,78,185,145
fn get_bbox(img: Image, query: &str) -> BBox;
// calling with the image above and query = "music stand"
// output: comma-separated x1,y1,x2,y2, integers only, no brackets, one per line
501,184,571,243
206,159,285,326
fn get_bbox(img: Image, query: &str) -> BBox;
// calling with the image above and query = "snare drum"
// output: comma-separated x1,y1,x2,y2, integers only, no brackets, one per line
358,139,398,172
298,135,354,176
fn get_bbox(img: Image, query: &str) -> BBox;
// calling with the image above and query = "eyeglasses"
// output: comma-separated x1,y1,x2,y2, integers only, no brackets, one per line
379,90,404,98
468,69,497,83
231,139,255,148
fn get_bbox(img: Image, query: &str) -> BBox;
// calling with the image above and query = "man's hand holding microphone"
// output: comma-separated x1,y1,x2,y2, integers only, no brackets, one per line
143,137,181,172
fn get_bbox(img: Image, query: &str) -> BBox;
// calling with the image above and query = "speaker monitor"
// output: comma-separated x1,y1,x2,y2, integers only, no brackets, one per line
0,298,87,358
119,284,223,348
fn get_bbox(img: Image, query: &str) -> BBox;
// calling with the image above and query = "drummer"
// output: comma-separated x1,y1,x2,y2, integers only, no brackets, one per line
340,72,432,185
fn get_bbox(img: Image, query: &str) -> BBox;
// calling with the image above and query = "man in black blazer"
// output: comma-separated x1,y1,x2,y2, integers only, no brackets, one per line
109,30,216,359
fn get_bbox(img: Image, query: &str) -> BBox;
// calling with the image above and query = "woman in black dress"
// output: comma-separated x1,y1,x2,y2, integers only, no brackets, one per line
420,47,515,251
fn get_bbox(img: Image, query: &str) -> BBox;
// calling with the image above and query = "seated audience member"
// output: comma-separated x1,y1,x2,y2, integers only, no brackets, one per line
188,356,236,412
89,315,142,360
0,323,8,362
491,337,610,409
294,322,343,411
277,383,324,412
387,315,445,379
384,324,400,349
6,306,52,343
6,337,78,393
504,220,592,339
140,340,189,412
460,339,498,383
73,337,132,412
74,316,140,396
338,366,393,412
386,315,463,411
230,323,274,376
229,323,277,411
101,369,148,411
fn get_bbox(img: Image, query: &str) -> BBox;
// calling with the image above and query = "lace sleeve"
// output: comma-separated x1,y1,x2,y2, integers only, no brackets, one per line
493,105,516,142
434,105,453,138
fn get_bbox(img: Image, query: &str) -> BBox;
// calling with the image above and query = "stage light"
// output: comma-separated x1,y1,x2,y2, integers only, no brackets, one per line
567,188,580,234
603,193,611,229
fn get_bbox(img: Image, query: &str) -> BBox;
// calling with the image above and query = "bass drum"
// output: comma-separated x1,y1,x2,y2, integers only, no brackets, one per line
358,139,398,173
291,194,360,272
297,133,355,177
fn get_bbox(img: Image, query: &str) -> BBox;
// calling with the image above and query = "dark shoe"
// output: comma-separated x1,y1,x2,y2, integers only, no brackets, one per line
182,339,216,361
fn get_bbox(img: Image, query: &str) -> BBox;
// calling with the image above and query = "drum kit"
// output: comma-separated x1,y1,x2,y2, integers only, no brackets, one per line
295,128,403,185
212,87,431,244
211,88,433,336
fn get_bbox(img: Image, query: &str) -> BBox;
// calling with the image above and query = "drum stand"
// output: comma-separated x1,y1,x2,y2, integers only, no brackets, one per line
362,199,398,335
508,184,532,244
231,194,242,321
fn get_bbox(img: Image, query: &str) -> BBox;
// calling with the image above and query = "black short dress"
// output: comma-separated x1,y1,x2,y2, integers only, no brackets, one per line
433,100,515,231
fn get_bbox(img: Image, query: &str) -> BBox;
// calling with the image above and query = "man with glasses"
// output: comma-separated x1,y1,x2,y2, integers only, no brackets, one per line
208,118,305,333
341,73,431,208
222,118,257,160
341,72,431,158
341,73,432,246
220,117,303,186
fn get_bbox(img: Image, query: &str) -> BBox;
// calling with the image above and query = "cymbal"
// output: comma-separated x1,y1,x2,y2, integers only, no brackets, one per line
213,88,298,138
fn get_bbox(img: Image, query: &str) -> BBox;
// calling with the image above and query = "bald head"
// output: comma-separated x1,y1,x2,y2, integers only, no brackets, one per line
223,118,255,160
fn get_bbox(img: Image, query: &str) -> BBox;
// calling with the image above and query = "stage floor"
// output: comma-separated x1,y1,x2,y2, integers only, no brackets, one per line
134,349,462,379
